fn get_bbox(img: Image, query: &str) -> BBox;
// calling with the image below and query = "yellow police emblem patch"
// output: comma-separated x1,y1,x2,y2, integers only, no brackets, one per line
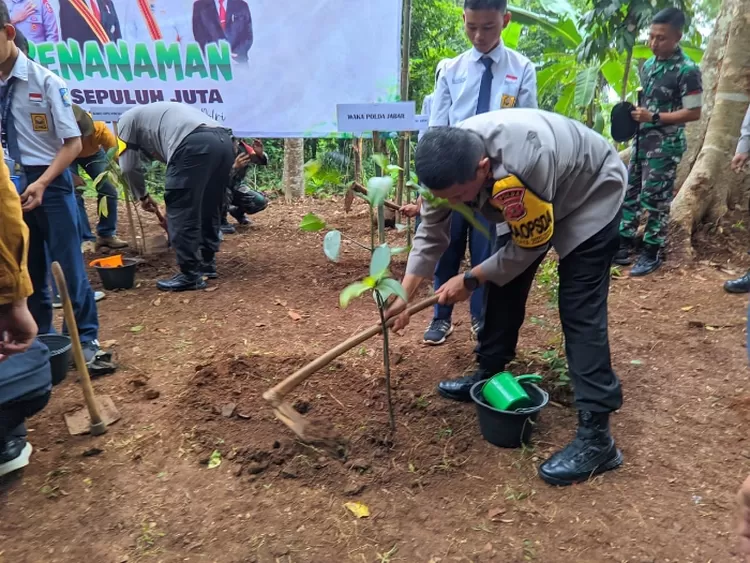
501,94,516,108
490,175,554,249
30,113,49,132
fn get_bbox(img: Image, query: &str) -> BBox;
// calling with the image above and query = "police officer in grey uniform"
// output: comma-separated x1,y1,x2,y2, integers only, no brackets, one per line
8,0,59,43
0,4,106,366
386,108,627,486
118,101,235,292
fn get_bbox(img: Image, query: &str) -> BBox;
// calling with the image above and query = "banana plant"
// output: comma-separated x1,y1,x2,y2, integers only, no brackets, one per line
339,244,408,432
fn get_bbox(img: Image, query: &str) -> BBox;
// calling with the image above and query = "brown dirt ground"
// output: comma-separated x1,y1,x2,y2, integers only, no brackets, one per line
2,198,750,563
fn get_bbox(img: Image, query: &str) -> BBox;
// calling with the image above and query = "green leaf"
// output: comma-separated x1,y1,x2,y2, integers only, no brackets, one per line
371,153,389,172
385,164,403,173
600,58,626,99
451,202,491,240
98,196,109,218
323,230,341,262
105,146,117,160
555,82,576,115
409,171,419,185
509,5,582,48
682,45,703,63
339,282,371,309
303,159,322,180
390,246,410,255
574,66,598,107
299,213,326,232
93,171,109,188
631,44,651,60
367,176,393,208
593,110,605,134
130,325,144,333
501,21,523,50
369,245,392,280
207,450,222,469
394,223,408,232
377,278,408,303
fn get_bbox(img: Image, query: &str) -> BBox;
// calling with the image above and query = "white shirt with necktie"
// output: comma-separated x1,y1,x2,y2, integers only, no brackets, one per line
429,42,538,127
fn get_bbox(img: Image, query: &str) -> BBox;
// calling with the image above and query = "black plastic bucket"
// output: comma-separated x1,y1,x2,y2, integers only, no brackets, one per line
94,258,137,290
37,333,72,386
470,379,549,448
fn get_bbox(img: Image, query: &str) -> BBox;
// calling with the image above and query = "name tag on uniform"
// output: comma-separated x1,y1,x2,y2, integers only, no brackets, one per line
490,175,554,249
30,113,49,132
28,92,43,103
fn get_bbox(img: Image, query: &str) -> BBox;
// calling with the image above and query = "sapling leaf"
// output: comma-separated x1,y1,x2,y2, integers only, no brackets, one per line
374,286,395,303
390,246,411,256
105,146,117,160
370,245,391,280
371,153,389,172
367,176,393,208
451,202,491,239
93,171,109,188
303,159,322,180
339,282,372,308
98,196,109,218
386,164,403,173
377,278,408,303
299,213,326,232
323,230,342,262
409,171,419,185
395,223,408,232
362,276,377,288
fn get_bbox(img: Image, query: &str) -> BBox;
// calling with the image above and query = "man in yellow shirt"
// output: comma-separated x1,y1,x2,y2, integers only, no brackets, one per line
71,106,127,250
0,145,53,477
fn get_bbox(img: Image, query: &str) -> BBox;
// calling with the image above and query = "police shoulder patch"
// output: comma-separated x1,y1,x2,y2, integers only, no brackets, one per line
490,175,554,249
59,88,71,107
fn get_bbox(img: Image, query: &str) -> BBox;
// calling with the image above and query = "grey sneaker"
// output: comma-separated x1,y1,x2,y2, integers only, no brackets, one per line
0,440,32,477
423,319,454,346
53,291,105,309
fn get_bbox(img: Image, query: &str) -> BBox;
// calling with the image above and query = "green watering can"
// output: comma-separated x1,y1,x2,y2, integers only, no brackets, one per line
482,372,543,411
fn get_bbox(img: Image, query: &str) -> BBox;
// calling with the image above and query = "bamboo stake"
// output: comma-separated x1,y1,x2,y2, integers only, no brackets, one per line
396,0,413,222
112,122,140,254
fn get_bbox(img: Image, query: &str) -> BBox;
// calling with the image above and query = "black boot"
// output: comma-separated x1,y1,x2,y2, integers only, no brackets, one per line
437,367,495,402
199,260,218,279
538,411,622,486
724,271,750,294
156,272,207,292
612,236,635,266
630,244,662,277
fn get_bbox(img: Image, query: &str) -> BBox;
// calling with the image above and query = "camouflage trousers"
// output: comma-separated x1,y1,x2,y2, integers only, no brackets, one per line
619,151,681,249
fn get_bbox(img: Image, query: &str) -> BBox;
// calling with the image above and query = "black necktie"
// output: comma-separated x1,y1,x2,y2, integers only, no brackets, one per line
476,56,494,115
1,77,21,163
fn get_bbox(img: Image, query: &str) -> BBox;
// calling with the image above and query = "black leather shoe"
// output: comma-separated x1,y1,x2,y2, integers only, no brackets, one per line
612,236,635,266
538,411,623,486
724,272,750,294
630,247,662,277
199,261,218,279
156,273,207,292
437,367,495,402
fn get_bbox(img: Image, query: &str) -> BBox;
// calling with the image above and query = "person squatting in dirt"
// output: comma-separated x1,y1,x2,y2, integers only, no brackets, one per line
386,108,627,486
613,7,702,277
219,137,269,235
0,142,53,478
117,101,235,292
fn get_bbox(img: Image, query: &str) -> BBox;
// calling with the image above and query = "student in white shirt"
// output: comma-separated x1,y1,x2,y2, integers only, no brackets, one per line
419,0,538,347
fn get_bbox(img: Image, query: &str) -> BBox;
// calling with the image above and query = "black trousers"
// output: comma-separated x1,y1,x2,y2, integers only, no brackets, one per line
165,127,235,274
0,391,51,443
475,214,623,413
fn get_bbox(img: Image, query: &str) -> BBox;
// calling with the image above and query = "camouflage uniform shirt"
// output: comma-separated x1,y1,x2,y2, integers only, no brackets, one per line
638,46,703,157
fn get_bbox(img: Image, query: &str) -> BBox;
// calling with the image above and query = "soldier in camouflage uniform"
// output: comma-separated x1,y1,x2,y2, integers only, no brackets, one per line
614,7,702,276
219,138,268,235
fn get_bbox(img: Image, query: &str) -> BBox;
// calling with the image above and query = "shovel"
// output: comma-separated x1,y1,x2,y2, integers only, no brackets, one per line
262,295,438,442
51,262,121,436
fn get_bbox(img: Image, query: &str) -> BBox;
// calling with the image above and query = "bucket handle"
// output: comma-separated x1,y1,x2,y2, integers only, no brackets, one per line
515,374,542,384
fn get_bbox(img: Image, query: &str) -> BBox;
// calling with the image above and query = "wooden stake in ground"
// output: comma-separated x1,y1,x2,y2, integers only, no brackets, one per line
112,122,141,254
396,0,413,222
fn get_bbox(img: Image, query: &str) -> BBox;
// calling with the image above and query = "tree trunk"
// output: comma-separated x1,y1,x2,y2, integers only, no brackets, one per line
283,138,304,203
669,0,750,257
674,0,734,190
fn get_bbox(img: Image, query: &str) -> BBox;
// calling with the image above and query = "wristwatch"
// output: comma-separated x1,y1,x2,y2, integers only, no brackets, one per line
651,112,661,125
463,271,481,292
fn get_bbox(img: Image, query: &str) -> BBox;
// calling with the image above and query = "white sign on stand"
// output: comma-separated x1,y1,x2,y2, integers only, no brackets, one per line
414,115,429,130
337,102,416,133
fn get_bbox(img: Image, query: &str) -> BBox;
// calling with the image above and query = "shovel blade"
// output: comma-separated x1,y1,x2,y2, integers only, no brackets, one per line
64,395,121,436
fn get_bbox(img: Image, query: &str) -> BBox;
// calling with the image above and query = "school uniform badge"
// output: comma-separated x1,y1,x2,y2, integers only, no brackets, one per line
501,94,517,108
59,88,72,107
491,175,554,249
31,113,49,132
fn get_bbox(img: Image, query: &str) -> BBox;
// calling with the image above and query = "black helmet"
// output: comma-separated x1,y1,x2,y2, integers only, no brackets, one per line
610,102,638,142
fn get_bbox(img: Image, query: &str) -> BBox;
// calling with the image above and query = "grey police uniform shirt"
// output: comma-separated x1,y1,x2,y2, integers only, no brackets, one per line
737,105,750,155
10,0,60,42
2,50,80,166
118,101,223,199
406,109,628,288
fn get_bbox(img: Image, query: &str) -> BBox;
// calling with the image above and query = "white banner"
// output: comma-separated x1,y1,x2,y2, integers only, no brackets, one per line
25,0,403,136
